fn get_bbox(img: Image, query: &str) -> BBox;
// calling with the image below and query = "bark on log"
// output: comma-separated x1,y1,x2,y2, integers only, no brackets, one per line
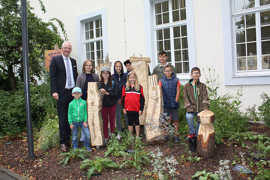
129,56,150,125
144,75,164,142
197,110,215,158
87,82,104,146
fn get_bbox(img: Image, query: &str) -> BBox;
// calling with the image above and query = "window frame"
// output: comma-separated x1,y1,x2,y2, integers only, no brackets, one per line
222,0,270,85
77,9,108,69
145,0,196,80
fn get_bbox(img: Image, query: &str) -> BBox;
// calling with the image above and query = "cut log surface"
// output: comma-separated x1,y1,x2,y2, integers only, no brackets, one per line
197,110,215,158
144,75,164,142
130,57,150,125
87,82,104,147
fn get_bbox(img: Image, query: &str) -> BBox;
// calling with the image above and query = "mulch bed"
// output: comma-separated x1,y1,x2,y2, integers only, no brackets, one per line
0,123,270,180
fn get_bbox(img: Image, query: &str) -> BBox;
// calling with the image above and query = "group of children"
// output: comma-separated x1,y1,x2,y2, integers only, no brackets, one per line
68,51,209,153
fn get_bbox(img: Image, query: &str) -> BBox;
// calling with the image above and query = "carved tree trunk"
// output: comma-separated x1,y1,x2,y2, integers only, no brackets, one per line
144,75,164,142
87,82,104,147
129,56,150,125
197,110,215,158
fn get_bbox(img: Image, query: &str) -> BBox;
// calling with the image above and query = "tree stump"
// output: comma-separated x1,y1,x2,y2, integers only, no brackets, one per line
87,82,104,147
144,75,164,142
197,110,215,158
130,56,150,125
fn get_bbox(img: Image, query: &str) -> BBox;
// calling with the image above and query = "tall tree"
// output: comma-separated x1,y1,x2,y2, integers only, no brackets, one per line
0,0,66,90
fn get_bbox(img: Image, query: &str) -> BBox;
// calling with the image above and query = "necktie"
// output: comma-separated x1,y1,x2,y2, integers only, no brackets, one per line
65,57,73,87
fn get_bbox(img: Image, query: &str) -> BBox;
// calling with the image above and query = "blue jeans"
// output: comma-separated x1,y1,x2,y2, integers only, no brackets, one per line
116,102,122,132
71,122,90,149
186,112,200,135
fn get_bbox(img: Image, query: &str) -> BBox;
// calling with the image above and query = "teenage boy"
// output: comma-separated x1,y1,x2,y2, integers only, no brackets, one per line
152,51,175,80
183,67,209,152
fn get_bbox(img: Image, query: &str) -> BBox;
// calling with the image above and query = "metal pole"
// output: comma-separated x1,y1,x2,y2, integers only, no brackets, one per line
21,0,35,159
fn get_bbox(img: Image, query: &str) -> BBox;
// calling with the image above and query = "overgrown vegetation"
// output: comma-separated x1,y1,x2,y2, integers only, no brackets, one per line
59,148,89,166
258,93,270,128
80,157,119,179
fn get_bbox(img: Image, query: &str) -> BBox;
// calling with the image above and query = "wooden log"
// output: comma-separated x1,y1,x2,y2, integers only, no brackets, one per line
144,75,164,142
129,56,150,125
197,110,215,158
87,82,104,147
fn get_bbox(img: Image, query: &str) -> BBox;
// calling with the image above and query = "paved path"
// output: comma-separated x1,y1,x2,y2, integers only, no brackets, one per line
0,167,26,180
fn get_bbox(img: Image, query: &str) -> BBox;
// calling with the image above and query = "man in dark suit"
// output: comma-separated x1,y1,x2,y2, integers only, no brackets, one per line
50,41,78,152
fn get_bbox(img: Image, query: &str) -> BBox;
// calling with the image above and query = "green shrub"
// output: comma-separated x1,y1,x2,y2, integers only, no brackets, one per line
258,93,270,128
205,70,248,144
36,115,59,151
0,80,56,136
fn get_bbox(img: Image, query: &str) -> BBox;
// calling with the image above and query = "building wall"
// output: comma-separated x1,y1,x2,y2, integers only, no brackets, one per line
30,0,270,110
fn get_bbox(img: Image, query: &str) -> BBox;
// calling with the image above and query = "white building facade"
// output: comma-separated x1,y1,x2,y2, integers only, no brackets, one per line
30,0,270,110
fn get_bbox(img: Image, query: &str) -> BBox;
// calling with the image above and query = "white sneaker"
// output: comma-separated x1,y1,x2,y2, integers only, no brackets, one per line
117,133,121,140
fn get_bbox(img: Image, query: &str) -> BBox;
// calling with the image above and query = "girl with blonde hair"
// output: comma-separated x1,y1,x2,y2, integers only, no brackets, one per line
121,71,145,137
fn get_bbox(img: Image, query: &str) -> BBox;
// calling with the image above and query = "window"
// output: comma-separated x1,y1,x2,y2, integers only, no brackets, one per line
232,0,270,73
83,18,104,63
153,0,191,74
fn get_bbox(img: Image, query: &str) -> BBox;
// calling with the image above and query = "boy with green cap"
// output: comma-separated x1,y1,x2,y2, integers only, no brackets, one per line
68,87,91,151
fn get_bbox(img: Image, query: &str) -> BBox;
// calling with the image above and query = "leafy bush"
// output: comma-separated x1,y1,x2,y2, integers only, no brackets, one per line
80,157,119,179
258,93,270,128
59,148,89,166
0,80,56,136
36,115,59,151
205,71,248,144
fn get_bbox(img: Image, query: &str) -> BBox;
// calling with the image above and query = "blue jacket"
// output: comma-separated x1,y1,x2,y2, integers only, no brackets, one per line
160,73,179,109
112,71,127,99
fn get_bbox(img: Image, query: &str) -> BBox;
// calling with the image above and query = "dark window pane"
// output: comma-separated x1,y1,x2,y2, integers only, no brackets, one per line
85,32,90,40
86,53,90,59
180,0,186,8
237,57,247,71
261,26,270,40
90,30,94,39
96,29,100,37
158,41,163,51
175,62,182,73
173,10,180,22
86,43,90,52
173,27,180,37
167,51,172,62
90,43,94,51
247,56,257,70
172,0,179,10
163,12,169,24
182,49,189,60
157,30,163,40
85,23,90,31
162,1,169,12
101,40,103,49
175,50,181,61
174,39,181,50
181,25,187,36
236,30,246,43
97,41,101,50
180,9,186,20
183,62,189,73
261,0,270,6
262,41,270,54
156,15,162,25
90,22,94,30
246,13,255,28
91,52,95,60
164,28,170,39
262,55,270,69
96,20,100,28
235,16,245,29
182,37,188,49
261,11,270,25
155,3,161,14
237,44,246,56
164,40,171,50
246,28,256,42
247,43,256,55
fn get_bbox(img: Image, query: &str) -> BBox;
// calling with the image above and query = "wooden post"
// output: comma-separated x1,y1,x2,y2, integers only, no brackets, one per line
87,82,104,147
144,75,164,142
129,56,150,125
197,110,215,158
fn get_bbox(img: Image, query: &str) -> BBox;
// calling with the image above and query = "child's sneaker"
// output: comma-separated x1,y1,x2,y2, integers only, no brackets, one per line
86,147,92,152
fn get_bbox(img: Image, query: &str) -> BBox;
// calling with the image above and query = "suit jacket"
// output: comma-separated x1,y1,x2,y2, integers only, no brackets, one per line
50,55,78,99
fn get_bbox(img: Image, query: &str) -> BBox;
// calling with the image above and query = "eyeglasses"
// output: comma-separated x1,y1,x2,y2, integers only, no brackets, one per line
85,65,92,67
